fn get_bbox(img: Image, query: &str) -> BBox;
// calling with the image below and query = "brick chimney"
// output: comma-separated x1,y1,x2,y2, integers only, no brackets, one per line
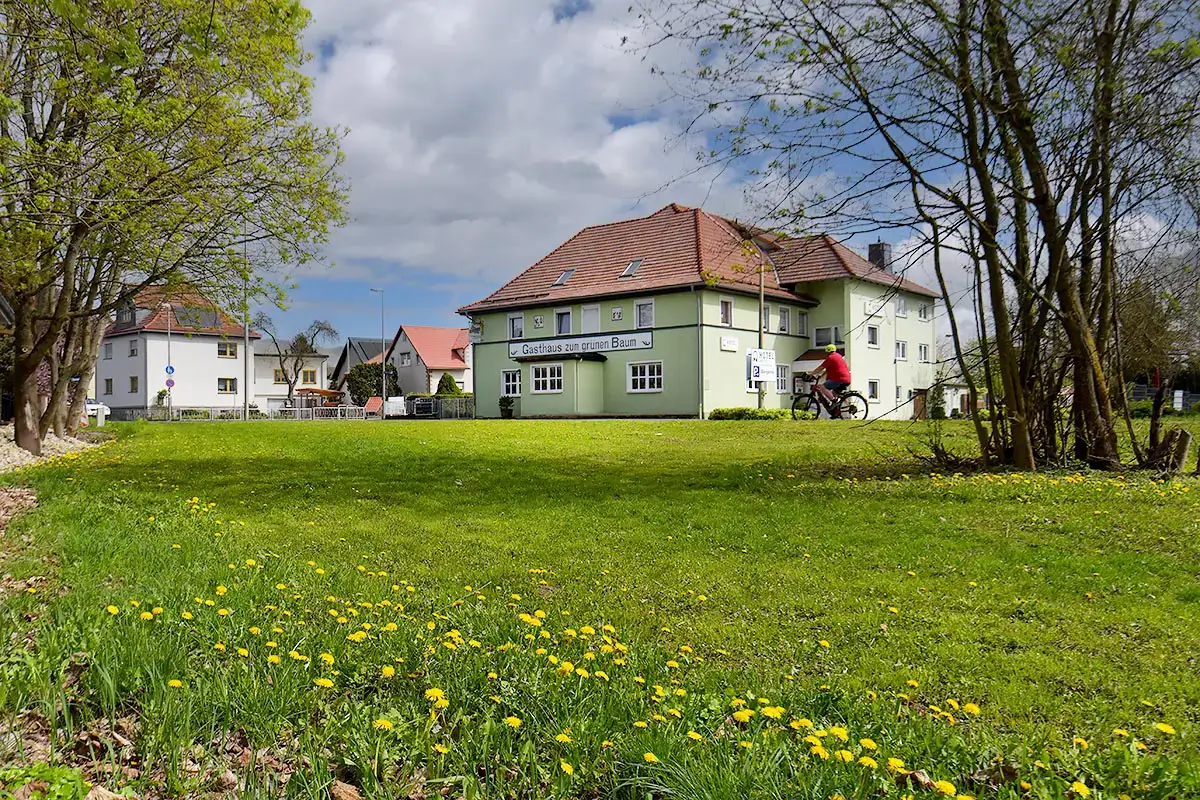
868,241,893,272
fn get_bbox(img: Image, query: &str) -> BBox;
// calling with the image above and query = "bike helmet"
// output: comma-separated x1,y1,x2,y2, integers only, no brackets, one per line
825,343,837,353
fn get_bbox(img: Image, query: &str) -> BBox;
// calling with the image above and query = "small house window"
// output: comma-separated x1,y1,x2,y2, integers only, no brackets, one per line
302,369,317,385
217,377,237,394
129,376,139,393
103,378,113,395
918,343,931,363
273,369,287,384
217,342,237,358
918,303,931,321
116,307,133,324
896,296,908,318
627,361,663,393
777,307,789,334
531,364,563,394
796,311,809,336
635,300,654,329
399,352,412,367
720,298,733,326
814,326,841,347
762,304,771,332
552,269,575,286
128,339,139,357
554,310,572,335
621,259,643,278
867,379,880,402
776,364,790,393
896,340,908,360
508,314,524,339
103,342,113,360
867,325,880,347
501,369,521,397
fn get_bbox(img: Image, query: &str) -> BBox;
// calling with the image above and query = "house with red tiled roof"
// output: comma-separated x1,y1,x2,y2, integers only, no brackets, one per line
384,325,472,395
458,204,939,419
96,286,327,415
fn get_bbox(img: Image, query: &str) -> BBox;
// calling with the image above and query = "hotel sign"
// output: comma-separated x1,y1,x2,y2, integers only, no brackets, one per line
509,332,653,359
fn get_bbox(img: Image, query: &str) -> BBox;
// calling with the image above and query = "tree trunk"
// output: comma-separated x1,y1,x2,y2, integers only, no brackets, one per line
12,302,43,456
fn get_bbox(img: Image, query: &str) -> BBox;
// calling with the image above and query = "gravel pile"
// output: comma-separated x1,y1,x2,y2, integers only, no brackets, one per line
0,425,94,473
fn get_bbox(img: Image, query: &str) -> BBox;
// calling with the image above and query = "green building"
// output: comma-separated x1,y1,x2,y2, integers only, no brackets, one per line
458,204,938,419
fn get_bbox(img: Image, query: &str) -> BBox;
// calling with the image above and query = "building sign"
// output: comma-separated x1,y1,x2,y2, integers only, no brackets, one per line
469,318,484,344
720,336,738,352
533,315,545,329
748,348,777,383
509,332,653,359
611,307,623,321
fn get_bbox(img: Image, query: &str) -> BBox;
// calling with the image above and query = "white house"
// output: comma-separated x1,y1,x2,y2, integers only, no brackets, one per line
252,346,330,410
385,325,472,394
96,287,323,415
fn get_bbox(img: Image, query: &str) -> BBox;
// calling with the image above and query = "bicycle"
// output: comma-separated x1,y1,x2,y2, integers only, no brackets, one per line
791,372,869,421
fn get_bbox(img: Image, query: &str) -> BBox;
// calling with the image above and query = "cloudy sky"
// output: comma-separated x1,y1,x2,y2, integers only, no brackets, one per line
262,0,930,341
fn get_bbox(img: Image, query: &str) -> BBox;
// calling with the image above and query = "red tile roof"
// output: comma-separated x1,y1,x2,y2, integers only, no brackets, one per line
770,236,938,298
105,286,261,338
393,325,470,370
458,204,820,314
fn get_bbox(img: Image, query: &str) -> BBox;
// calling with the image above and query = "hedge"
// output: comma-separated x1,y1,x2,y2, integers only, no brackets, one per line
708,407,792,420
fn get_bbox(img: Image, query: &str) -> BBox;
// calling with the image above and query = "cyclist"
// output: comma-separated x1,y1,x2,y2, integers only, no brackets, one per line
810,344,851,415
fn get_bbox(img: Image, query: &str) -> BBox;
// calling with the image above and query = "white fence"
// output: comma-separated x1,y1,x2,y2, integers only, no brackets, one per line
118,406,368,422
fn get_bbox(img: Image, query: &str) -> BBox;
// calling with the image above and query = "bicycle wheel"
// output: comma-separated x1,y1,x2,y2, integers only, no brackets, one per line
791,394,818,420
837,392,870,421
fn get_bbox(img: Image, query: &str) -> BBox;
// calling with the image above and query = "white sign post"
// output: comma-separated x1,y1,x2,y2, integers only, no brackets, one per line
748,348,777,384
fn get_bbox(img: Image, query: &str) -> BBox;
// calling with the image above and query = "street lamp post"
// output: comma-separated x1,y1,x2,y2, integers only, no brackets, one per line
370,288,385,408
161,301,173,418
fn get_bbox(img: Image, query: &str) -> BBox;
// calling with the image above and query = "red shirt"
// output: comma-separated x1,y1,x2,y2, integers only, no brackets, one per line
819,352,851,383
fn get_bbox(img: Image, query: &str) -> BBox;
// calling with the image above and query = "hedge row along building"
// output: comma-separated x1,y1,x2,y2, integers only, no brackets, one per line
458,204,939,419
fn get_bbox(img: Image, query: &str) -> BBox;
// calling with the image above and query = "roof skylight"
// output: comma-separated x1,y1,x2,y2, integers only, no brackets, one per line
553,269,575,286
620,258,643,277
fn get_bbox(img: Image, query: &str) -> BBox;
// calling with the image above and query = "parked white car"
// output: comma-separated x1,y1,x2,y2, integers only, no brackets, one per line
85,398,111,416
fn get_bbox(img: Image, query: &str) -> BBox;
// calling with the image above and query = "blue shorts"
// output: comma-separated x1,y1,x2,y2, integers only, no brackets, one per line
824,380,850,393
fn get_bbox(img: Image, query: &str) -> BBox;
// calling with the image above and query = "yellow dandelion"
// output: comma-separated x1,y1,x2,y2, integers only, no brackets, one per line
687,731,703,741
139,611,154,620
860,738,877,750
835,749,854,762
555,733,572,743
738,740,753,749
373,719,394,731
962,702,980,715
761,706,785,720
267,654,281,664
559,760,574,776
106,605,120,616
320,653,334,666
1070,781,1091,797
933,780,956,796
732,709,755,723
434,744,450,754
167,679,183,689
643,752,660,764
828,726,848,742
381,666,396,678
887,757,906,772
858,756,878,769
504,716,522,729
1154,723,1176,736
314,678,334,688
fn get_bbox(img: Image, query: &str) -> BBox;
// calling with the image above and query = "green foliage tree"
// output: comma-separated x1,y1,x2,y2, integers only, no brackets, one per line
0,0,347,453
435,372,463,396
345,362,399,407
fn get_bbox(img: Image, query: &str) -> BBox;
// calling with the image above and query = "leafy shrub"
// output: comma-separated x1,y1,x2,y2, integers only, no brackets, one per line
1128,399,1176,418
708,407,791,420
0,763,89,800
435,372,463,396
346,362,400,406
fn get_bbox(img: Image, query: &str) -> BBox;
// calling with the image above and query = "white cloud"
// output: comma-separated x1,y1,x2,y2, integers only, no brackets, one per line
296,0,750,291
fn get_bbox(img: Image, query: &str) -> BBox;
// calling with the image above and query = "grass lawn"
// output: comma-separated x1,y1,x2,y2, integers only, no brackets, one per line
1,419,1198,799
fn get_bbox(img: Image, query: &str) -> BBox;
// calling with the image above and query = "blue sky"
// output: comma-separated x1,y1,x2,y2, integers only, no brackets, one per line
258,0,949,344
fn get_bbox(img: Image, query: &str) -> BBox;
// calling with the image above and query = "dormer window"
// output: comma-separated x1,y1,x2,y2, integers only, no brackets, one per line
620,259,643,278
553,269,575,286
116,307,133,324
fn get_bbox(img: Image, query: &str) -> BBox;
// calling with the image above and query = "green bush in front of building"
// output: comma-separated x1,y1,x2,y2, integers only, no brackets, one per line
708,407,793,420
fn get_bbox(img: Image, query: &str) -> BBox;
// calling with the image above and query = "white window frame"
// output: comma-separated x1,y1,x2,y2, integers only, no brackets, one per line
814,326,841,348
501,369,521,397
217,377,237,394
103,378,113,395
918,343,931,363
531,363,563,394
796,311,809,336
895,296,908,318
626,361,663,393
508,313,524,340
895,340,908,361
867,379,880,403
867,325,880,348
399,352,412,367
581,304,600,334
635,299,654,330
103,342,112,360
776,364,790,393
777,306,789,334
128,338,138,357
217,341,238,359
719,297,734,327
762,304,771,332
554,308,572,336
918,303,931,321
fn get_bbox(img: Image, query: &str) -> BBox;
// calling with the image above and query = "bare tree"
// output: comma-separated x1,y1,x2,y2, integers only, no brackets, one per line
254,316,339,404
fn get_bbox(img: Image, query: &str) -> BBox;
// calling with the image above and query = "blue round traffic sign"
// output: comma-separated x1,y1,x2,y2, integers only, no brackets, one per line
165,365,175,375
165,379,175,388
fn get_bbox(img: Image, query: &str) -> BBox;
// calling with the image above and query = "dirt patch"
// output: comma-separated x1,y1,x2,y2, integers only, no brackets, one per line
0,425,95,474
